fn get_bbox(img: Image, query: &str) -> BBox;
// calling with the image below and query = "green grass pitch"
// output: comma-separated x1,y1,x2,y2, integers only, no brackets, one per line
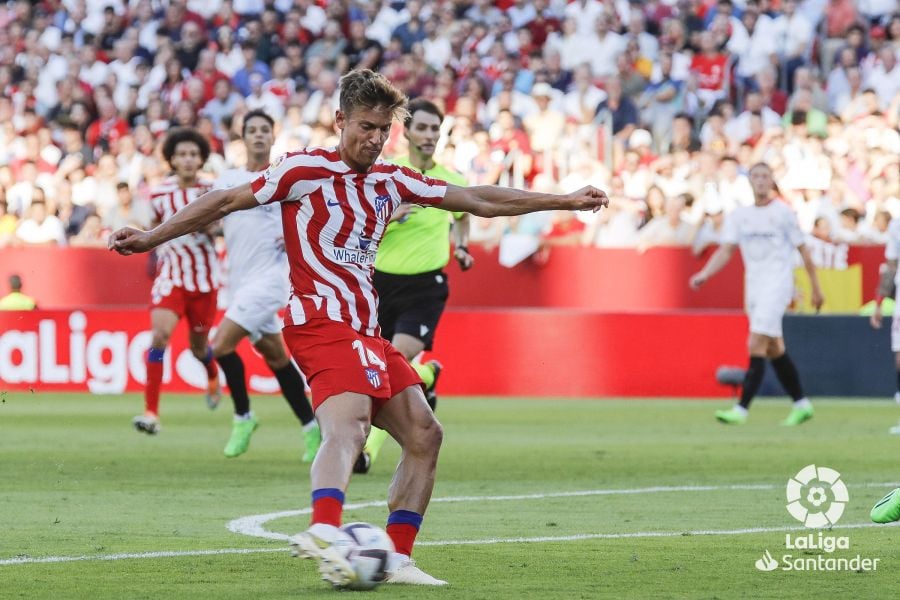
1,392,898,599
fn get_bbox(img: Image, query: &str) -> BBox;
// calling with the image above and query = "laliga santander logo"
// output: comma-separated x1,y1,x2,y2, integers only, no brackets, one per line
755,465,878,573
785,464,848,528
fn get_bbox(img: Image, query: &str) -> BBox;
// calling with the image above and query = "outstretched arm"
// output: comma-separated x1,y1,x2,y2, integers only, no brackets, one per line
438,184,609,218
797,244,824,312
689,243,737,289
108,184,258,255
871,259,897,329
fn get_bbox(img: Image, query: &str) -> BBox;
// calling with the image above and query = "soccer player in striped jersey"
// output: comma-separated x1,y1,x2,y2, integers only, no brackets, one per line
353,98,472,475
109,69,608,587
690,163,824,426
133,128,221,435
210,109,320,460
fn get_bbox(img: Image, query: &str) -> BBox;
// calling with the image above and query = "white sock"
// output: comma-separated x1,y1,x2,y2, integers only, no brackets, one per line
303,420,317,432
732,405,749,416
234,412,254,422
793,398,812,410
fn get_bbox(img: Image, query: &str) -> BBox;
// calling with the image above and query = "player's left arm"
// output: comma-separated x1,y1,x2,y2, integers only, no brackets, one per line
797,243,825,312
438,184,608,217
451,213,473,271
109,184,258,255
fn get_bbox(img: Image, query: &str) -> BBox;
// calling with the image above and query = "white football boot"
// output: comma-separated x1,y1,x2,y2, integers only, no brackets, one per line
384,553,448,586
290,523,356,587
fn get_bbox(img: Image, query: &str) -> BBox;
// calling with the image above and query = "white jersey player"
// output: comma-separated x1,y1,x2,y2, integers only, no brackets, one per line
690,162,824,426
868,217,900,434
209,109,320,461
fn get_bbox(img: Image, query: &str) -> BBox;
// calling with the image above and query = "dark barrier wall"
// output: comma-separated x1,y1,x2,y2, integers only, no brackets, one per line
760,316,894,397
0,246,885,310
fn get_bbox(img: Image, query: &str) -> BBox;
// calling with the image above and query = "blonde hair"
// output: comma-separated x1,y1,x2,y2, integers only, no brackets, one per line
339,69,409,122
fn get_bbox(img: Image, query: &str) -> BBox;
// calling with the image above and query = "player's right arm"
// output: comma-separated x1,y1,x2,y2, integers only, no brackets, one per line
440,184,609,217
109,184,257,255
873,220,900,329
871,259,898,329
689,243,737,290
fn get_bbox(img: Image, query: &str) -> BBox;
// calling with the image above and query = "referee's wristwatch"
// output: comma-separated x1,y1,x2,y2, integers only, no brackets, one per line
454,245,474,271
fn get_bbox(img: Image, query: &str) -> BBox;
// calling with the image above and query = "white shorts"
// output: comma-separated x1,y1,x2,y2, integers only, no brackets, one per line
223,283,286,343
746,290,791,338
892,303,900,352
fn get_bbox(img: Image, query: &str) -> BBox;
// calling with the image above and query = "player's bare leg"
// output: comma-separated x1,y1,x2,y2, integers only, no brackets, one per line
290,392,371,586
188,328,220,409
253,333,319,460
371,384,446,585
355,333,437,473
134,308,179,434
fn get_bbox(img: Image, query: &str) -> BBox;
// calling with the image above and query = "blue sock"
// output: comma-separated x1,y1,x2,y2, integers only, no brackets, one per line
148,347,165,363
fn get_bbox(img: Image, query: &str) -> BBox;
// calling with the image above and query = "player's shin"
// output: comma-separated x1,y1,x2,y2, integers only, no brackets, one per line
216,352,250,415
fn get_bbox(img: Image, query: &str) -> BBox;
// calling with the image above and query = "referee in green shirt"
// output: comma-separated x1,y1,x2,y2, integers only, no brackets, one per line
354,98,473,473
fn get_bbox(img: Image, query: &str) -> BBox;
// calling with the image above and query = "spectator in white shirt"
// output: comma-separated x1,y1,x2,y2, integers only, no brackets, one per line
15,193,66,247
865,47,900,110
626,13,659,61
726,92,782,143
589,13,626,79
564,0,605,37
563,64,607,123
507,0,537,28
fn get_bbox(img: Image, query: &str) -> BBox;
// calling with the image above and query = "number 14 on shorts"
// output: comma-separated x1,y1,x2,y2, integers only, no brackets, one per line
352,340,386,388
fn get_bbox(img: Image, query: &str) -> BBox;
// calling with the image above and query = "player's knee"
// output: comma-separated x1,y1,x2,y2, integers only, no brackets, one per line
211,339,232,359
189,345,207,360
151,332,171,349
264,355,290,370
259,345,289,370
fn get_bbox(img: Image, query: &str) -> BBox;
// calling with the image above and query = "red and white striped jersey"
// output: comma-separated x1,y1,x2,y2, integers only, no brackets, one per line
250,147,448,336
150,177,220,293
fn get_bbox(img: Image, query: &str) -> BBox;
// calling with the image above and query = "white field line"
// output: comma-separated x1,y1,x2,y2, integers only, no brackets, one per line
3,482,898,566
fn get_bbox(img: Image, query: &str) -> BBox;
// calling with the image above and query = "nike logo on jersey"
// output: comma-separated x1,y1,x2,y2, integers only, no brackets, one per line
326,199,341,207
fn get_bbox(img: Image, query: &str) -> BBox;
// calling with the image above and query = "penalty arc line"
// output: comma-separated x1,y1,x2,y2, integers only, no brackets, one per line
3,482,898,566
226,481,900,542
2,522,896,566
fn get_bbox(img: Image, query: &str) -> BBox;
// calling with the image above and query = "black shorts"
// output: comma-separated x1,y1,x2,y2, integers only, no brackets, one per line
374,269,449,351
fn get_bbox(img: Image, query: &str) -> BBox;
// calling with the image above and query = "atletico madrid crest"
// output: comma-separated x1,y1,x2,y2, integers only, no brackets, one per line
365,367,382,388
374,194,392,222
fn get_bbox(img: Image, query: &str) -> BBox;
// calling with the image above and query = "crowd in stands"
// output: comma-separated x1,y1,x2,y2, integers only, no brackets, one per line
0,0,898,268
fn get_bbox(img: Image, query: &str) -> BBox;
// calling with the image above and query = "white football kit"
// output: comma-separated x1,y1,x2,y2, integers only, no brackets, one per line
215,168,290,342
721,200,805,338
884,218,900,351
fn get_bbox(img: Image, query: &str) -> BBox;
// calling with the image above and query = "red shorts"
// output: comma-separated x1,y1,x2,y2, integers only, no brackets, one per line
150,279,218,334
282,318,422,413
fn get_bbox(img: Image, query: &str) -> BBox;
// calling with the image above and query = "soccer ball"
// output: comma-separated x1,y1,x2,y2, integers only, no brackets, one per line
339,522,395,590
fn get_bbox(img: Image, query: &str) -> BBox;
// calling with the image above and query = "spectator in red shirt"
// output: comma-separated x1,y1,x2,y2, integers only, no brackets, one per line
755,66,788,116
525,0,562,47
690,30,728,111
193,49,229,105
489,109,534,186
85,97,129,154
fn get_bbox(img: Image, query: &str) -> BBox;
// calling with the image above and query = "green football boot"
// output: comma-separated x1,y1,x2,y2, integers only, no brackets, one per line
302,422,321,463
781,404,814,426
224,416,259,458
715,407,748,425
871,488,900,523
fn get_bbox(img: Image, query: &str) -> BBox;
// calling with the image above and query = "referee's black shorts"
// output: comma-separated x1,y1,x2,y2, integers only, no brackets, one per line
374,268,449,351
